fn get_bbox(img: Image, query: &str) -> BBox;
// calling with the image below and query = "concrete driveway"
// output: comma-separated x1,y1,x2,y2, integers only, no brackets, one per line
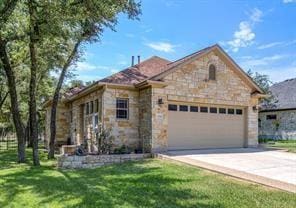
161,148,296,192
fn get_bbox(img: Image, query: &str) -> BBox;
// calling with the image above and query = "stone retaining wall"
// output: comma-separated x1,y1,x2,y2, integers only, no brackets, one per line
57,153,151,169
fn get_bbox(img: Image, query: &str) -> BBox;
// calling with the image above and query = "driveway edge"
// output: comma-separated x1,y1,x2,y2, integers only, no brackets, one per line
155,153,296,193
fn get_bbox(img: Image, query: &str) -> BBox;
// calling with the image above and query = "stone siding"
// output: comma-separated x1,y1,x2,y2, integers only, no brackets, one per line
102,87,140,150
71,88,104,146
259,110,296,140
58,154,151,169
149,51,258,151
139,87,152,152
44,102,70,147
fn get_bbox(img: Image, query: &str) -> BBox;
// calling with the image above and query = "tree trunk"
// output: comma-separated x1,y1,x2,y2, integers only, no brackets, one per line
28,0,40,166
25,118,32,147
48,40,82,159
0,39,26,163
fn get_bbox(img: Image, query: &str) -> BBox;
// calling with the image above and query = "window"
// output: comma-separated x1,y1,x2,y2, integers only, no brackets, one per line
90,101,94,114
236,109,243,115
209,64,216,80
200,106,208,113
168,104,177,111
266,114,277,120
228,108,235,114
95,99,99,113
179,105,188,112
219,108,226,114
190,106,198,112
116,98,129,119
86,102,89,115
70,110,73,123
210,107,217,113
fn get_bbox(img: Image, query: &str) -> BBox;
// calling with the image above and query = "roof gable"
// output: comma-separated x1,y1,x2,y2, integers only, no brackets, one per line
149,44,264,94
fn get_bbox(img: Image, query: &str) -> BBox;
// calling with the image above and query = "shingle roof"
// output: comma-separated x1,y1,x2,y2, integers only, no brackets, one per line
99,56,171,84
264,78,296,110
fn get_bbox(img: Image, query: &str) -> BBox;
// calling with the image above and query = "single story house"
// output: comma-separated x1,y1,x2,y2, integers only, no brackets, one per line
44,44,265,153
259,78,296,140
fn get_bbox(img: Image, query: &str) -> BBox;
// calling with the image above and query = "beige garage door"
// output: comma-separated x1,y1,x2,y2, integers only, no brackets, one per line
168,104,245,150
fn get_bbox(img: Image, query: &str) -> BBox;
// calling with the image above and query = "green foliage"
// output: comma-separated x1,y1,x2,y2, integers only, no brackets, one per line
96,127,114,154
247,69,272,93
0,149,296,208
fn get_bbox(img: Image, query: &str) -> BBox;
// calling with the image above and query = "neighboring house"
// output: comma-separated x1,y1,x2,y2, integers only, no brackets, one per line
44,44,265,153
259,78,296,140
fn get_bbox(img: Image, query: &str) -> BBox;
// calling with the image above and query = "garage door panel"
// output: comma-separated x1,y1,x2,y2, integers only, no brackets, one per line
168,105,245,150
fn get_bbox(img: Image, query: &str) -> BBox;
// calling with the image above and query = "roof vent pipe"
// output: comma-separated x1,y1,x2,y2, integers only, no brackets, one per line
131,56,135,67
137,55,140,65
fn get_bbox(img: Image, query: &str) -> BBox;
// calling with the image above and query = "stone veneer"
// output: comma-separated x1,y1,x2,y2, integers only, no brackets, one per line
58,153,151,169
259,110,296,140
103,86,140,149
45,102,70,146
45,51,260,152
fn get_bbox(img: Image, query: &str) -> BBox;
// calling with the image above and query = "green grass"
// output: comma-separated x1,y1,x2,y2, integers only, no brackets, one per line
266,140,296,153
0,150,295,208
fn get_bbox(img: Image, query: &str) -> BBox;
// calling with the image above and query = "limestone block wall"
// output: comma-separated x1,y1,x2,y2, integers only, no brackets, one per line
139,87,152,152
71,88,104,145
148,52,259,150
44,102,70,147
102,87,140,149
259,110,296,140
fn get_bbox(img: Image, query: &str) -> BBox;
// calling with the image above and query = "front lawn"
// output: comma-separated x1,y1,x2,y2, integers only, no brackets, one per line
266,140,296,153
0,150,295,208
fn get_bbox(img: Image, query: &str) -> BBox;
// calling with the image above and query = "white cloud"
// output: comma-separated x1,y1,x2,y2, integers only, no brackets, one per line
227,22,255,52
145,41,178,53
257,42,284,49
283,0,296,3
256,66,296,82
76,62,110,72
240,54,288,67
125,33,135,38
249,8,263,23
226,8,263,52
257,40,296,49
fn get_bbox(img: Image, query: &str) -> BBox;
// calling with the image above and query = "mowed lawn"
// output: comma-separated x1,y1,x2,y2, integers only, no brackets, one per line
267,140,296,153
0,150,295,208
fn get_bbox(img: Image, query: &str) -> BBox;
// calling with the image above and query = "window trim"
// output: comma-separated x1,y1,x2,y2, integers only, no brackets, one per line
190,106,198,112
179,105,188,112
209,64,216,81
168,104,178,111
200,106,208,113
228,108,235,115
266,114,277,120
116,98,129,120
236,109,243,115
210,107,217,113
219,108,226,114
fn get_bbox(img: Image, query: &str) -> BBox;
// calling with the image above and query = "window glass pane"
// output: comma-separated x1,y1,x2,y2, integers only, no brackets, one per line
86,102,89,115
95,99,99,112
116,98,128,119
266,115,277,120
200,107,208,113
179,105,188,112
209,64,216,80
116,99,128,108
190,106,198,112
168,104,177,111
116,109,128,119
228,108,234,114
90,101,94,114
236,109,243,115
219,108,226,114
210,107,217,113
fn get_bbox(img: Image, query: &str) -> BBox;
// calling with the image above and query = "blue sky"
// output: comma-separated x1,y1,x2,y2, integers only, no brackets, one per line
73,0,296,83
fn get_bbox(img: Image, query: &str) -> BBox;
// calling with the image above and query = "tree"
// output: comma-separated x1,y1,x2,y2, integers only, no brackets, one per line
247,69,272,94
48,0,141,159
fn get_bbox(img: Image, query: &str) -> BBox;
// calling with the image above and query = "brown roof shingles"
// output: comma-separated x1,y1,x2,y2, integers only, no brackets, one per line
100,56,171,84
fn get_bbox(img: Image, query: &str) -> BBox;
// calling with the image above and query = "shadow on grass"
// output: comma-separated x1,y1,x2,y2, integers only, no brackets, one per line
0,150,220,208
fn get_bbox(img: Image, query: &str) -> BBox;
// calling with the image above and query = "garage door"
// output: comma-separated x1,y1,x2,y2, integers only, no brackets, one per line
168,104,245,150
